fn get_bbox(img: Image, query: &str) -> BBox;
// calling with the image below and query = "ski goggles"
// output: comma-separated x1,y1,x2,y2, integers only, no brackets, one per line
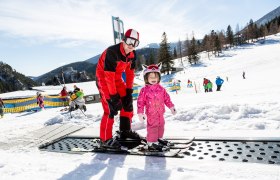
143,64,160,75
124,37,139,47
147,64,159,70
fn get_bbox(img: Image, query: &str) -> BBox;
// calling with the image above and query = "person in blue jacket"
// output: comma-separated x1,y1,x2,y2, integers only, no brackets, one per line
215,76,224,91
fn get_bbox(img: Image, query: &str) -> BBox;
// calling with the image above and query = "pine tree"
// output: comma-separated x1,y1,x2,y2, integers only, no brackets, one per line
202,34,211,59
173,47,177,59
158,32,173,74
243,23,250,43
210,30,216,53
214,33,221,57
235,24,240,35
259,25,265,39
234,24,242,46
269,21,278,35
196,40,202,53
147,50,155,65
254,24,260,39
187,36,200,64
226,25,234,48
135,53,142,71
184,34,190,57
247,19,258,42
218,30,226,49
139,55,146,69
177,39,184,66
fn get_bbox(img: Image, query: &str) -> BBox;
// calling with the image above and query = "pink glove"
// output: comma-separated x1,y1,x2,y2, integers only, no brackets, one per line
170,107,177,115
138,113,146,122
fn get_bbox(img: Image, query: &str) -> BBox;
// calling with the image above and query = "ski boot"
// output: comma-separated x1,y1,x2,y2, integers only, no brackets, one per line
145,142,170,152
116,130,145,149
119,130,142,140
100,137,122,150
158,138,173,147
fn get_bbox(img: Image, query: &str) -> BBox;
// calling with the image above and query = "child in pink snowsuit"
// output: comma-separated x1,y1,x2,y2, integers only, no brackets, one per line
36,92,45,110
137,63,176,149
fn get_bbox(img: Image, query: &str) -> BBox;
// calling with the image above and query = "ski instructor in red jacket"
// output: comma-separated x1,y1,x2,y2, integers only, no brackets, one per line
96,29,141,148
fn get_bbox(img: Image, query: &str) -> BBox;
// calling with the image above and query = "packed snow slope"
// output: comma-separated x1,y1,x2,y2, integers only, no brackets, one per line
0,34,280,179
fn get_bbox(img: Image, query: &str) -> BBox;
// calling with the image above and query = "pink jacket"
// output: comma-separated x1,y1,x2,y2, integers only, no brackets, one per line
137,84,174,116
37,96,44,108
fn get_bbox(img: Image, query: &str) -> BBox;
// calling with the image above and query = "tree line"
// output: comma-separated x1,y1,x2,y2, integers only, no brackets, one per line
135,16,280,74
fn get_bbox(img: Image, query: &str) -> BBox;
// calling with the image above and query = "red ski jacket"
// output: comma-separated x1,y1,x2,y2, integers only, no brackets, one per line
96,42,136,97
60,89,68,97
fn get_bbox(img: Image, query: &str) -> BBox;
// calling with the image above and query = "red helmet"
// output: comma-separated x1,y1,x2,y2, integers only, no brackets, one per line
124,29,140,47
124,29,139,41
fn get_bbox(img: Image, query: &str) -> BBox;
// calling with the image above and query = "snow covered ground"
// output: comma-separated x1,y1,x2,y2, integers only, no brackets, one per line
0,34,280,179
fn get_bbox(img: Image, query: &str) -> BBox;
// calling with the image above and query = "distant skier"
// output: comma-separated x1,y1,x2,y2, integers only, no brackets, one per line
203,78,209,92
137,63,177,151
36,92,45,110
60,86,69,107
68,89,86,112
73,85,80,93
172,79,181,94
243,71,246,79
187,79,193,88
0,97,5,118
215,76,224,91
207,80,213,92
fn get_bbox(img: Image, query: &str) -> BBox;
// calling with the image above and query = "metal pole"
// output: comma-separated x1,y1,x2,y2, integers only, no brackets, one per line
112,16,124,44
116,17,121,43
112,16,116,44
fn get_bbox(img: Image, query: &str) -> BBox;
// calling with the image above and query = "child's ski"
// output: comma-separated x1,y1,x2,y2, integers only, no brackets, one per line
89,146,183,158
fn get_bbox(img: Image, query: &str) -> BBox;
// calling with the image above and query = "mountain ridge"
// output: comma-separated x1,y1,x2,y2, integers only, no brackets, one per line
255,6,280,25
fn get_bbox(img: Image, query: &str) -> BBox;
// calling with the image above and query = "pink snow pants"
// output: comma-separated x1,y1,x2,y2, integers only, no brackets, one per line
146,113,165,142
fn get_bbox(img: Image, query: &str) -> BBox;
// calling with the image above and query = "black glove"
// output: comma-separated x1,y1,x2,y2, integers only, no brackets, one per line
121,88,133,112
107,94,122,118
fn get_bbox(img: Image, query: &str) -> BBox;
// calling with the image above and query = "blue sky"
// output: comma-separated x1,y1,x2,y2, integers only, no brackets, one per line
0,0,279,76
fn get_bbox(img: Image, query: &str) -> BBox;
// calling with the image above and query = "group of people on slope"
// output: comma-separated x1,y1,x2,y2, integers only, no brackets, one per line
59,85,87,112
35,84,87,112
203,76,224,92
96,29,176,151
203,78,213,92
